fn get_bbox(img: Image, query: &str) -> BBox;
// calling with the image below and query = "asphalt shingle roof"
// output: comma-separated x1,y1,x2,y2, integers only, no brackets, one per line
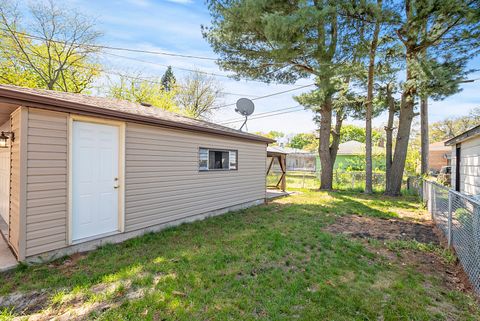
0,84,273,143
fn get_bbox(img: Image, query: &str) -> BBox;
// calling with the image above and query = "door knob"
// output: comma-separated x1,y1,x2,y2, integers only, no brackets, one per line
114,184,119,189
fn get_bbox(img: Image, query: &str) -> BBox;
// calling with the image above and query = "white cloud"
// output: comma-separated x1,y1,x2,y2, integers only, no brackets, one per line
70,0,480,134
165,0,194,4
125,0,151,7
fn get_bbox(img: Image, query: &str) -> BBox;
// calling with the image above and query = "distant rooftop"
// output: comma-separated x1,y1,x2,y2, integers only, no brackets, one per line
267,146,315,155
429,140,451,151
337,140,385,156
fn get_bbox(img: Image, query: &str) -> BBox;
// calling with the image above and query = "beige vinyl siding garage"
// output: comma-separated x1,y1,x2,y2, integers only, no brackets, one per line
452,136,480,195
17,108,266,259
9,107,23,258
25,108,68,256
125,123,266,231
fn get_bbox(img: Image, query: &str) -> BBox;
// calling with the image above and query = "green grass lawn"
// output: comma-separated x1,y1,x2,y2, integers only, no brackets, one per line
1,190,479,320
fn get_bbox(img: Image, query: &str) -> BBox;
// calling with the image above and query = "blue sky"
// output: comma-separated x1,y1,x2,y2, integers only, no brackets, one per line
47,1,480,133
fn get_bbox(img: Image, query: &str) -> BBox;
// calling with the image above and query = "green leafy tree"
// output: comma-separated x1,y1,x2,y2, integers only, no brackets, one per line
359,0,386,193
289,133,317,150
203,0,366,190
0,0,102,93
371,43,403,188
340,125,382,144
430,108,480,142
108,75,179,113
176,71,222,119
161,66,176,92
253,131,285,145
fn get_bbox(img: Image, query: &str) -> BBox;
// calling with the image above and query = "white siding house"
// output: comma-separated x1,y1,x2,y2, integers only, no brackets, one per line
446,125,480,196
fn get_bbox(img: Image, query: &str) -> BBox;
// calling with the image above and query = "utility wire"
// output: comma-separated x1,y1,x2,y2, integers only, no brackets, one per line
213,84,315,110
0,27,340,81
219,105,303,123
0,27,314,96
102,51,311,85
220,105,307,124
103,51,234,79
0,27,218,61
222,107,307,125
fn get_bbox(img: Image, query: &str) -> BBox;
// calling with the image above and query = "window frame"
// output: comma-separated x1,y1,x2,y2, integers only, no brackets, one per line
198,147,238,172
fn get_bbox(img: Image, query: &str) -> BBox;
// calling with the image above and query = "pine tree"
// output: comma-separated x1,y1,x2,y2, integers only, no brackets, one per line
203,0,366,190
161,66,176,91
385,0,479,195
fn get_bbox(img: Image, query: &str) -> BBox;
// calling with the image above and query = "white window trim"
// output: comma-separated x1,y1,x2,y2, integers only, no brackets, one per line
199,147,238,171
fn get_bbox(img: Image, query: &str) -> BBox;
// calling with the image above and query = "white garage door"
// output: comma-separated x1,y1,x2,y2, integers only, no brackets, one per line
72,121,119,241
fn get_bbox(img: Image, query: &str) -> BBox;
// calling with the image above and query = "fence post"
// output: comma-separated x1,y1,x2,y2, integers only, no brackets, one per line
447,191,453,248
428,183,435,221
419,179,423,200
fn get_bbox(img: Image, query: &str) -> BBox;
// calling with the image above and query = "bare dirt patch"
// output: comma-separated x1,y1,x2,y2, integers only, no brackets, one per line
323,215,438,243
323,215,475,296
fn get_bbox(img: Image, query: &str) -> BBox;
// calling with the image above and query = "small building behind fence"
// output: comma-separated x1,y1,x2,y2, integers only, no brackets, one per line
445,124,480,196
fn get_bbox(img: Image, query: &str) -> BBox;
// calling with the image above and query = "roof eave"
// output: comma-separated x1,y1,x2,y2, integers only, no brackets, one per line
445,125,480,146
0,87,274,144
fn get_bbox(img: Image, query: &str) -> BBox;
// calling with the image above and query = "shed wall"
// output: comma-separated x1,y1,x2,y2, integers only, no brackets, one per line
23,108,267,258
26,109,68,256
8,108,22,257
124,123,267,231
451,136,480,195
0,120,10,224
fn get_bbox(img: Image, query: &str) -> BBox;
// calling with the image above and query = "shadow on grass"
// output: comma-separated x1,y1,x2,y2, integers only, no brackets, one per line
0,191,414,293
1,190,473,320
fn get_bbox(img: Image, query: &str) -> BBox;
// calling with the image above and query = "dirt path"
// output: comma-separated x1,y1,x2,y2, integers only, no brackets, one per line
323,214,474,295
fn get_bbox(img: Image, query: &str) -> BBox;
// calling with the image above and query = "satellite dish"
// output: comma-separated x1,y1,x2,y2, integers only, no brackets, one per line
235,98,255,116
235,98,255,131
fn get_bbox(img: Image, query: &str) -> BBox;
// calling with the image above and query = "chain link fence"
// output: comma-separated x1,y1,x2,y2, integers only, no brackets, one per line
267,170,386,190
423,180,480,294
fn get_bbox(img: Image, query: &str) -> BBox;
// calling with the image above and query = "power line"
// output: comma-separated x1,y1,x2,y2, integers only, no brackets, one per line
220,105,303,123
103,51,234,79
220,105,307,124
0,27,315,95
102,51,311,86
100,69,260,97
0,27,355,70
0,27,219,61
222,108,305,124
0,26,340,104
213,84,315,110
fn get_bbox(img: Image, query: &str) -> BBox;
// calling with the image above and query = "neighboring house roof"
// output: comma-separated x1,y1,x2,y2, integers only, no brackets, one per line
267,146,315,156
429,140,451,152
445,124,480,146
267,146,287,156
0,84,274,144
337,140,385,155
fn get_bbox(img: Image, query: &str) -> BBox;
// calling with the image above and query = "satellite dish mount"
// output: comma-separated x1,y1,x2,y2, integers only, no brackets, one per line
235,98,255,131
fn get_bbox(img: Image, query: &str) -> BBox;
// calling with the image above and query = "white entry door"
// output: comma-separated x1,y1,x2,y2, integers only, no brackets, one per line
72,121,119,241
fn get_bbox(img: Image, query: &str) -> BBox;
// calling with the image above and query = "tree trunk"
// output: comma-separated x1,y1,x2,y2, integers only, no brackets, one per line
420,96,429,176
385,90,415,196
319,97,334,190
365,2,381,194
331,110,344,161
385,84,395,189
